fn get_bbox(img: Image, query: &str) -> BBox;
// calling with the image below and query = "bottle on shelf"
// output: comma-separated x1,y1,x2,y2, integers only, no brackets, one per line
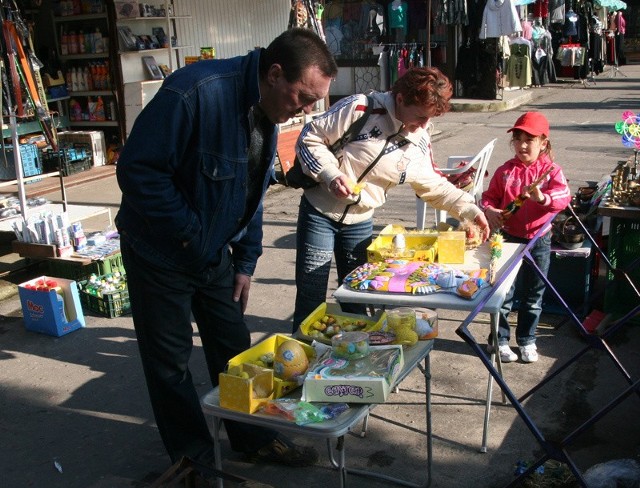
78,30,86,54
93,28,104,53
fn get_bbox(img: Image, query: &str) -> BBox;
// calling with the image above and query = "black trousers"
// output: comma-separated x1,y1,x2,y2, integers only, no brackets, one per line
121,240,276,463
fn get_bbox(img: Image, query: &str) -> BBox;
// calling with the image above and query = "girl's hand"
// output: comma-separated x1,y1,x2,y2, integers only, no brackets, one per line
484,207,504,232
527,185,545,204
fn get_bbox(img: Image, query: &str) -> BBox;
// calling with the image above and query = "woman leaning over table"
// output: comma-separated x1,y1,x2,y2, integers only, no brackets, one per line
291,66,491,333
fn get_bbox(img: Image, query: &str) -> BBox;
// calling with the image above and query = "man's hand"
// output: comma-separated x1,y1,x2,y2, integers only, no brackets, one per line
233,273,251,313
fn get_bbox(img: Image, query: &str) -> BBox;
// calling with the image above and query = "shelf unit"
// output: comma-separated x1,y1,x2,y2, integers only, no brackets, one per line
112,1,192,139
50,7,123,142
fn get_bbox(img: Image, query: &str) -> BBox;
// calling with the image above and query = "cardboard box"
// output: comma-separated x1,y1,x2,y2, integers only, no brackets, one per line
297,302,386,344
226,334,315,399
367,232,438,262
437,231,466,264
219,363,274,413
302,345,404,404
58,131,107,166
18,276,85,337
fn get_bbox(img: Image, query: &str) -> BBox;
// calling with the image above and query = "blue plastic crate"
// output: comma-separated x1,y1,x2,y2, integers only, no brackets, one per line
0,144,42,180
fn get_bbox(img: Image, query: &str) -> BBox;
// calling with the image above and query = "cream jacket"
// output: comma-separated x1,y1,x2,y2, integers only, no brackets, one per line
296,91,483,225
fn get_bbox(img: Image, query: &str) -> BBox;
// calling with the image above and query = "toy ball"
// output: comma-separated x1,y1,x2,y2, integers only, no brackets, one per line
273,340,309,380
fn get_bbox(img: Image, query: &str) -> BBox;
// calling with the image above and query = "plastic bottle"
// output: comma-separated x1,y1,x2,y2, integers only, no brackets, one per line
60,28,68,55
65,69,73,92
46,280,68,323
69,98,82,121
78,30,85,54
68,31,78,54
93,27,103,53
71,67,79,92
94,96,106,121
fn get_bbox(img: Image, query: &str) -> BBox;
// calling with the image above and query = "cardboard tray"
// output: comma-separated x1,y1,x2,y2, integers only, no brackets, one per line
296,302,387,345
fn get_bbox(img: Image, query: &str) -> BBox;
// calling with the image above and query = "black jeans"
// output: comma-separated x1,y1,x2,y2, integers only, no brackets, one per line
121,240,276,463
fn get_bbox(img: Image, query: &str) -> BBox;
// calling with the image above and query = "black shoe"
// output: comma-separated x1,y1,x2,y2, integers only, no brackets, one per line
245,435,319,467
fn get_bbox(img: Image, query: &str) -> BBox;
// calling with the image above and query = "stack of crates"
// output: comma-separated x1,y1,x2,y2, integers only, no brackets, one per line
47,251,125,283
41,146,92,176
0,144,43,182
604,218,640,324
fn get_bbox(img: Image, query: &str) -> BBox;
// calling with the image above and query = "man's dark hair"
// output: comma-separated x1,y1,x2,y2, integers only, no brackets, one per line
260,28,337,82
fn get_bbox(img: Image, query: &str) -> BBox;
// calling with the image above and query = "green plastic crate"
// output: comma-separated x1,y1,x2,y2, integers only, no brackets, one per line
78,273,130,318
47,252,125,283
604,218,640,324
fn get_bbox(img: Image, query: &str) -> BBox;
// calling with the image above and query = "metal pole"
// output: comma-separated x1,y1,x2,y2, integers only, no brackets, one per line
9,109,28,226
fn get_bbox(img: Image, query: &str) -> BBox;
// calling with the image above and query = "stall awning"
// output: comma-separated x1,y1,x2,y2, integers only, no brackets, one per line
594,0,627,10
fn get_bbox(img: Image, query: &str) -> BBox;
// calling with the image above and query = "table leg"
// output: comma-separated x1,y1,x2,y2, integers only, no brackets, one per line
211,417,224,488
481,313,505,453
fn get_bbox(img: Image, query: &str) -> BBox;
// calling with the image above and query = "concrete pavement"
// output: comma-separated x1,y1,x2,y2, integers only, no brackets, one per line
1,64,640,488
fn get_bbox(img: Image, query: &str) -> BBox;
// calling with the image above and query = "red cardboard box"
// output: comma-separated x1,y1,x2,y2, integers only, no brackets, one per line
19,276,85,337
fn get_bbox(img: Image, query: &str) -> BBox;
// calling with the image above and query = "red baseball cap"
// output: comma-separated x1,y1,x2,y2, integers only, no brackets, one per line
507,112,550,137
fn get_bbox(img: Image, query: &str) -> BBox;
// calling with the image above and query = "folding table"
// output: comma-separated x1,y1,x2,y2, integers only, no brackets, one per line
333,241,525,452
201,339,434,488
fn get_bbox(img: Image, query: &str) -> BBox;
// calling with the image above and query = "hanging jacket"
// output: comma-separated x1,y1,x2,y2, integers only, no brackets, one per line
479,0,522,39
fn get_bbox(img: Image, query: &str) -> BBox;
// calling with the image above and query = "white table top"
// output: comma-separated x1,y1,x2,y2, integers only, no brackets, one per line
201,339,434,438
333,242,525,315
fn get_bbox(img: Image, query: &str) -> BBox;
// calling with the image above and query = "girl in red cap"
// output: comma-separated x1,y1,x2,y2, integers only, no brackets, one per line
481,111,571,363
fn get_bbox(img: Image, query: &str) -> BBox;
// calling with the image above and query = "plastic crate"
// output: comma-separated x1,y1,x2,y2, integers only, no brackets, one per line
604,218,640,324
47,251,125,282
0,143,42,180
41,147,92,176
78,273,130,318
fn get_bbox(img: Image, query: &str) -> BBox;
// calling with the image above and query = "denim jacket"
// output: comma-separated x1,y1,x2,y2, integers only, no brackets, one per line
115,49,276,275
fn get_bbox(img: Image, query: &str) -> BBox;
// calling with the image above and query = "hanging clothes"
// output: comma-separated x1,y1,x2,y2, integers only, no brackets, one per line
437,0,469,26
548,0,565,24
479,0,522,39
507,41,532,87
531,27,557,85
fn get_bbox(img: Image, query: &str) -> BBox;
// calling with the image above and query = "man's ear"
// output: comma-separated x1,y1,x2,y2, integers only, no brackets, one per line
266,64,283,86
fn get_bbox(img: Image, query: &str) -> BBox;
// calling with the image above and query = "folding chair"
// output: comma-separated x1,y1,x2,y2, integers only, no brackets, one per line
416,138,498,229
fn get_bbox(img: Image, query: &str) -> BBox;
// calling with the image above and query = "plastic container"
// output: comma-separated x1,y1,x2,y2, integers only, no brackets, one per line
332,331,370,360
414,308,438,340
386,307,416,332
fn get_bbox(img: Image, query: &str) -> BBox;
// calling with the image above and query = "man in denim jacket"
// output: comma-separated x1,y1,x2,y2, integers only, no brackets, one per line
116,28,336,468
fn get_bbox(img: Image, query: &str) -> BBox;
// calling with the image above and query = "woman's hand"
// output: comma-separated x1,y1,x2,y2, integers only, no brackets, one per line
474,213,491,241
329,175,355,198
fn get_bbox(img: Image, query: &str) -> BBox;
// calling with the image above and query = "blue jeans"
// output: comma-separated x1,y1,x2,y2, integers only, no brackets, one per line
292,196,373,332
498,232,551,347
120,239,276,463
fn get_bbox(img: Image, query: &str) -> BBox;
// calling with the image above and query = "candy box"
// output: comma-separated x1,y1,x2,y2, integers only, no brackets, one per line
219,363,274,413
367,232,438,262
18,276,85,337
297,302,386,345
301,345,404,404
226,334,315,399
437,231,466,264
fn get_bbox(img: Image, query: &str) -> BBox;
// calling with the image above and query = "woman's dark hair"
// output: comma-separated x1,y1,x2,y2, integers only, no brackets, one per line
260,28,338,82
391,67,452,117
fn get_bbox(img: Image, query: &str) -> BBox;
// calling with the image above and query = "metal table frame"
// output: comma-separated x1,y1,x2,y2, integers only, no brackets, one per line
333,241,526,453
201,340,434,488
455,207,640,487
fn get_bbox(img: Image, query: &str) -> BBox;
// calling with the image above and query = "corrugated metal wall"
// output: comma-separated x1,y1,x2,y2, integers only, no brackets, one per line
174,0,291,61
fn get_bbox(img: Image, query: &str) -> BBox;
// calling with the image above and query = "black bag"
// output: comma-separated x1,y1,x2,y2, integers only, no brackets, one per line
283,95,374,189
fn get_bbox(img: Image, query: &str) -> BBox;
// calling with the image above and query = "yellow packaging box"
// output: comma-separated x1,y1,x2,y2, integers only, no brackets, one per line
226,334,315,399
219,363,274,413
297,302,387,344
437,231,466,264
367,233,438,262
302,345,404,403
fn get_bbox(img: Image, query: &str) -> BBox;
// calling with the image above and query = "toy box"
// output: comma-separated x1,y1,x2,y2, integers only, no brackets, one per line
297,302,386,344
302,345,404,404
219,363,274,413
437,231,466,264
225,334,315,399
367,232,438,263
114,0,139,18
18,276,85,337
0,143,42,180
